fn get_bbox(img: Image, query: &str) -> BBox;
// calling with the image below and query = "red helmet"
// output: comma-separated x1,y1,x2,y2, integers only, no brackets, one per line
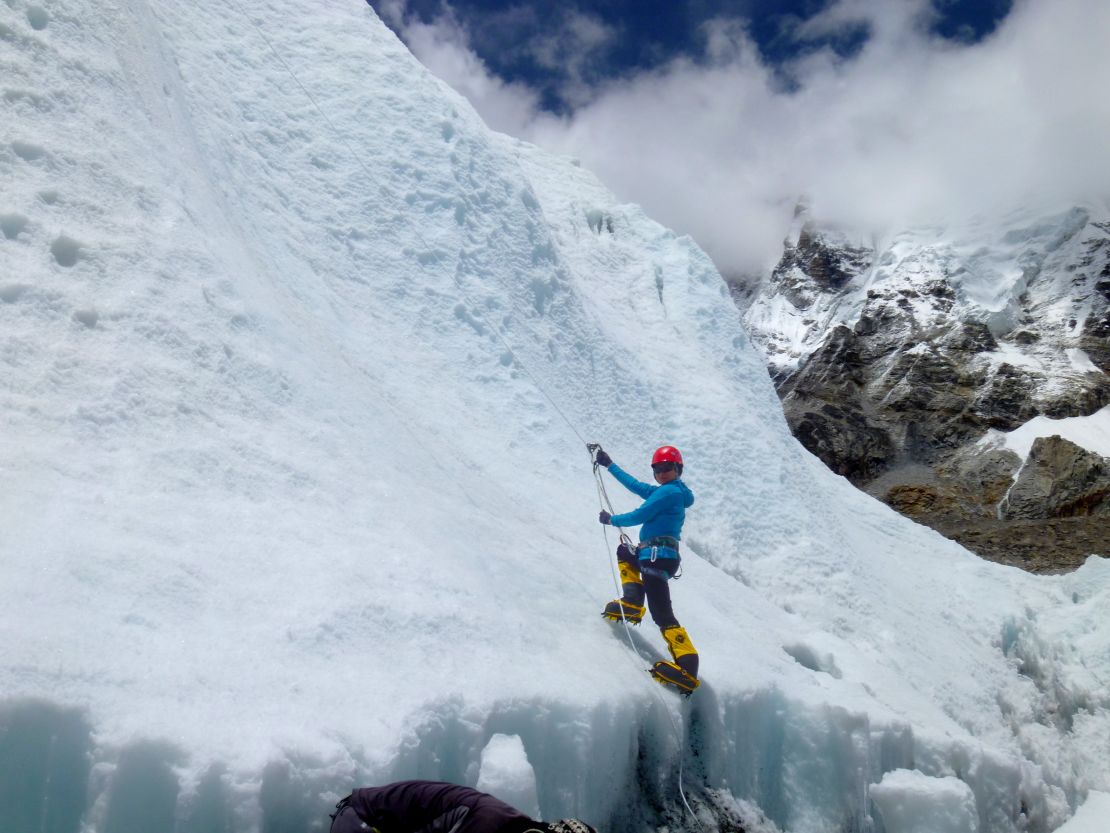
652,446,683,465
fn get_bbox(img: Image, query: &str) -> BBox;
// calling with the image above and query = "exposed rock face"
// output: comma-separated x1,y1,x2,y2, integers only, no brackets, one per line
1082,302,1110,374
741,205,1110,570
1002,436,1110,519
777,326,895,481
935,518,1110,573
773,225,873,308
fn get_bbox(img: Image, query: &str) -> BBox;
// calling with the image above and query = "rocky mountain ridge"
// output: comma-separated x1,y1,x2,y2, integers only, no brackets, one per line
741,202,1110,570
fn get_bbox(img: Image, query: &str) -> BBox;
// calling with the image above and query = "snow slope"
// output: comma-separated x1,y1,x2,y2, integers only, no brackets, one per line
980,405,1110,461
1,2,1108,833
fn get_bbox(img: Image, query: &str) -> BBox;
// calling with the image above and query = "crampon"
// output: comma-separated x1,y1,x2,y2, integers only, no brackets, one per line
601,599,644,625
649,661,700,696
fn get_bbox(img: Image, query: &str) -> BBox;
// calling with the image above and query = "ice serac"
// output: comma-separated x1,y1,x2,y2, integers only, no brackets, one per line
870,769,978,833
1,2,1108,833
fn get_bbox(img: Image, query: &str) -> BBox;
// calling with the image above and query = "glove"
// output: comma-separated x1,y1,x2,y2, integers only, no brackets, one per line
616,542,636,562
595,449,612,468
599,511,612,525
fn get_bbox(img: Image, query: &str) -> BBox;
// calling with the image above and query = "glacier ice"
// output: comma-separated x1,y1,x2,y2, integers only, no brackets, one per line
1,1,1108,832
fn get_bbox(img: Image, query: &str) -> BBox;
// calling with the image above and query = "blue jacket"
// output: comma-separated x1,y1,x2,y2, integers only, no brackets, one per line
607,463,694,545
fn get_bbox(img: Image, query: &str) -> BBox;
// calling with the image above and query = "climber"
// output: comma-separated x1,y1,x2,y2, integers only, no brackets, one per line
594,445,700,694
329,780,598,833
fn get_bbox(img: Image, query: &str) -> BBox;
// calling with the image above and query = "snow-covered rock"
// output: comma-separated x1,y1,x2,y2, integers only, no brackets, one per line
743,204,1110,568
1,2,1109,833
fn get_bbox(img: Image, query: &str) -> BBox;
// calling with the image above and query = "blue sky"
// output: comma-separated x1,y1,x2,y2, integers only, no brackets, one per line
372,0,1013,112
370,0,1107,276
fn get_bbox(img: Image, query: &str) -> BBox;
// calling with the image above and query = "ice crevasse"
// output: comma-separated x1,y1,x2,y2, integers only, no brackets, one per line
0,2,1108,833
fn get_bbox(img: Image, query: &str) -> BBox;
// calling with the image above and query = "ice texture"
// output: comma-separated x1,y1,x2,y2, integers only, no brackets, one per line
477,734,540,820
1,2,1108,833
1051,791,1110,833
870,769,978,833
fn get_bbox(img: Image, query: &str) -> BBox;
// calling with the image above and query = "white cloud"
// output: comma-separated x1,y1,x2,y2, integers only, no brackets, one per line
521,10,619,108
374,0,544,136
377,0,1110,276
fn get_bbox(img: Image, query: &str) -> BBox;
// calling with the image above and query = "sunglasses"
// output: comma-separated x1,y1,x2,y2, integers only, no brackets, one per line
651,462,677,474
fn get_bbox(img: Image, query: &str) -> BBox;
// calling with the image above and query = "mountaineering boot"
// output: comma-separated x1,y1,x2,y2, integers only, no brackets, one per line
602,558,646,623
650,626,699,695
602,598,645,624
650,661,699,695
662,625,699,678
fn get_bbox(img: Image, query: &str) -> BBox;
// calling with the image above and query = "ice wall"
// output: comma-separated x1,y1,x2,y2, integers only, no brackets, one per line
1,1,1108,832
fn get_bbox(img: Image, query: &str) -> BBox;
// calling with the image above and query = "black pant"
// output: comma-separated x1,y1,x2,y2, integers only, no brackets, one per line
331,803,470,833
331,806,372,833
618,545,680,629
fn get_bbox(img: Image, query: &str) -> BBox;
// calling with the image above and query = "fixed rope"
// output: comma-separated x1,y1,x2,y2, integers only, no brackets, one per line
225,6,698,824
